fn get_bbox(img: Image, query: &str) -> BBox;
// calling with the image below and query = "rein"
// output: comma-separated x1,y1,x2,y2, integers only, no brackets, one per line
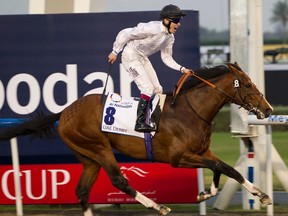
191,71,246,106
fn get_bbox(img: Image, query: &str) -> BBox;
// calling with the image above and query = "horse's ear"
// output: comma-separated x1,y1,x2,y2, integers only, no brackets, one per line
227,62,236,73
227,62,242,73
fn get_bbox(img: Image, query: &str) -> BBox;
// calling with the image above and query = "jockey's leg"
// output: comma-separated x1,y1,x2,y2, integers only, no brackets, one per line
134,94,156,132
121,51,157,132
142,58,163,95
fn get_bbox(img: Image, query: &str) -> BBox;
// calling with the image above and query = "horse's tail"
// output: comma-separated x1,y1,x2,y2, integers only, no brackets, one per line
0,112,62,142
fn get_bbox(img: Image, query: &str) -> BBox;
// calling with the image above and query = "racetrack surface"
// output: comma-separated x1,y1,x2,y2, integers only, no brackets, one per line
1,209,288,216
1,203,287,216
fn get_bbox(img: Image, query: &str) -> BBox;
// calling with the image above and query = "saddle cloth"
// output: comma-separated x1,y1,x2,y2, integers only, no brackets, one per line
101,92,166,138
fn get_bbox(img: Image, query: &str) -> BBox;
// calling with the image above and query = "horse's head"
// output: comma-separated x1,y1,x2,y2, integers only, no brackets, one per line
227,62,273,119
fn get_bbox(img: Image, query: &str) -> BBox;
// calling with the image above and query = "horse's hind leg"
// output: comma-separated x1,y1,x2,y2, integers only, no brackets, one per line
73,152,101,216
101,151,171,215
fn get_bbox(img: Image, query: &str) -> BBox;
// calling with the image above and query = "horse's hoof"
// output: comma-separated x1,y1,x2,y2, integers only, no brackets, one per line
260,194,272,205
196,191,206,202
158,205,171,215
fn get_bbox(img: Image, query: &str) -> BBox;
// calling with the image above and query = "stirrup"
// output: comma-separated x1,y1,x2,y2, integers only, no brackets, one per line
134,123,156,132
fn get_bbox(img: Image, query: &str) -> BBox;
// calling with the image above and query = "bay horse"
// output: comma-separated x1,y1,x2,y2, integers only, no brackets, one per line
0,62,273,216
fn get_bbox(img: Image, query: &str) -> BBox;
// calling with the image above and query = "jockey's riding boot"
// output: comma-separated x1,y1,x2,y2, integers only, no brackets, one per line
134,98,156,132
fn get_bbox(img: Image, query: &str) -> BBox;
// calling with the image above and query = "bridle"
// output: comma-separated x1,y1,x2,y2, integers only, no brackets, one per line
172,67,264,124
230,75,264,114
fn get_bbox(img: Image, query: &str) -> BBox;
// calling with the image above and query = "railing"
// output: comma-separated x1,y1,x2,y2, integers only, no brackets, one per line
247,115,288,216
264,47,288,64
0,118,23,216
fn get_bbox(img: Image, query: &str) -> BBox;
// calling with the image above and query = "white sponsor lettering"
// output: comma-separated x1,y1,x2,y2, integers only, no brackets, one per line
6,73,41,114
83,71,114,96
0,80,4,110
49,169,70,199
1,170,22,200
43,65,78,113
1,169,70,200
22,170,46,199
1,63,133,115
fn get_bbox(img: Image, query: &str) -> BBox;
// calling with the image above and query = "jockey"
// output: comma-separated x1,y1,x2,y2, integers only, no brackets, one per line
108,4,191,132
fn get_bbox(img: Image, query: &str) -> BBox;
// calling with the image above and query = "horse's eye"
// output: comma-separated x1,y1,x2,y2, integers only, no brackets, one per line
245,83,252,88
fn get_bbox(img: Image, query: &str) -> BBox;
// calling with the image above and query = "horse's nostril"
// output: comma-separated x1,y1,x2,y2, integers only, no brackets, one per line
265,109,273,117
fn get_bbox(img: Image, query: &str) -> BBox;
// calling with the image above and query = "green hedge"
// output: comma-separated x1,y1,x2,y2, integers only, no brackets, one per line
212,105,288,132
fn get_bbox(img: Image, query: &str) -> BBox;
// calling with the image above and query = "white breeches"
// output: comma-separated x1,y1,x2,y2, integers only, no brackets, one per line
121,47,163,97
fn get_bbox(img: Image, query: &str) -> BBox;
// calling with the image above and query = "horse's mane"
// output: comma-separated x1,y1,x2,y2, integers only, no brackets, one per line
182,64,230,90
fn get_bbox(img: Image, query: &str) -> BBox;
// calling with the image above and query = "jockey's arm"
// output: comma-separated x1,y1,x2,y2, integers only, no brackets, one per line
161,46,188,73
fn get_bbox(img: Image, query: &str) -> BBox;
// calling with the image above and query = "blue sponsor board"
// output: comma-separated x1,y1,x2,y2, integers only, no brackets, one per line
265,70,288,106
0,12,199,164
268,115,288,124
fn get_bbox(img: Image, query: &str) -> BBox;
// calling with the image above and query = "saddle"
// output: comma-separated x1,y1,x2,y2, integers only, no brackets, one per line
101,92,166,138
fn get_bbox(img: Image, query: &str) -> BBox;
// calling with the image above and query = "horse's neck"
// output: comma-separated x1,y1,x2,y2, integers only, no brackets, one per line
185,75,233,123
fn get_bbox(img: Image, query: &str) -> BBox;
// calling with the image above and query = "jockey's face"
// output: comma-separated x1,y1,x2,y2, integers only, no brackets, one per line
164,18,181,34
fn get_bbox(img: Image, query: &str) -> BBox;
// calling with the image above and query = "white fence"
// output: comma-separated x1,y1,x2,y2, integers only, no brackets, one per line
214,114,288,216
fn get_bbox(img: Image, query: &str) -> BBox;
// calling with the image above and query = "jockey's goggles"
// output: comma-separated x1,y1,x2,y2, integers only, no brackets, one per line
168,18,181,24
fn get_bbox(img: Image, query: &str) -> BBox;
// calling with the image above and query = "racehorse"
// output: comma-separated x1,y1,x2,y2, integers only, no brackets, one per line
0,62,273,216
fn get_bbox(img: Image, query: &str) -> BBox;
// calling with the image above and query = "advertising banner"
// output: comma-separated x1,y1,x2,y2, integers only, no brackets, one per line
0,163,198,204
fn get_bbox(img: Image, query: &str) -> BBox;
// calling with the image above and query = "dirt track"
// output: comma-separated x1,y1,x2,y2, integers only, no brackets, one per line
1,210,288,216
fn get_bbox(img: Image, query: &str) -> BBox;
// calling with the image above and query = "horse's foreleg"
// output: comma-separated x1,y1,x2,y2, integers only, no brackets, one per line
177,150,272,205
241,178,272,205
215,160,272,205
